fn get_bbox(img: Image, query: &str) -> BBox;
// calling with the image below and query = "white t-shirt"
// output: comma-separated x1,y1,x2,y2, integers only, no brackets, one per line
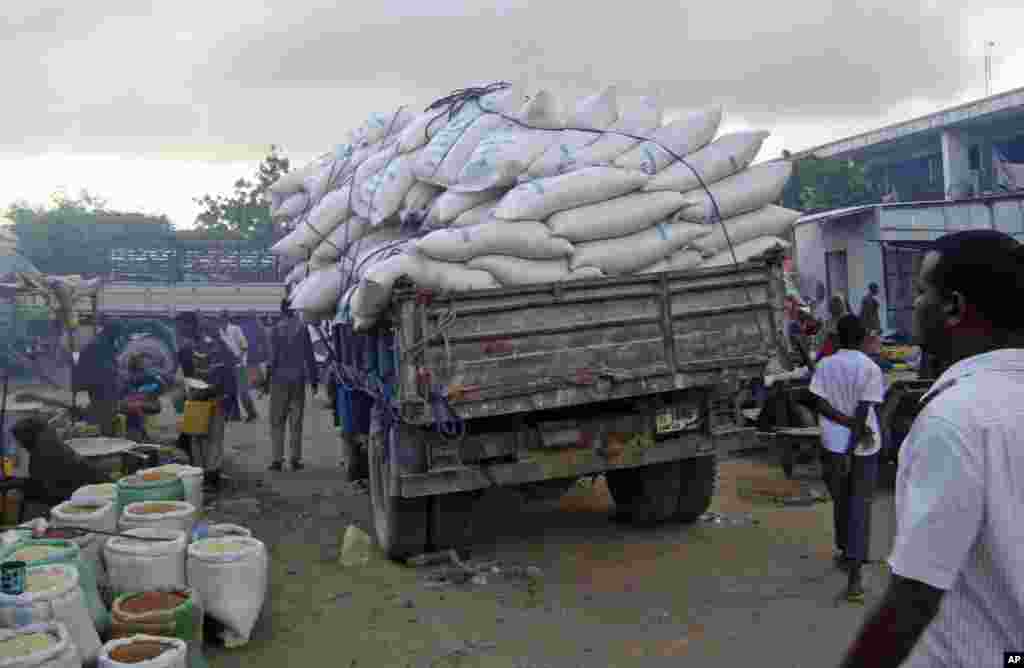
808,349,885,456
889,349,1024,667
220,323,248,366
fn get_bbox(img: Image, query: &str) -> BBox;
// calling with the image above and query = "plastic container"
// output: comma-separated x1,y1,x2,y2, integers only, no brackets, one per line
182,402,214,436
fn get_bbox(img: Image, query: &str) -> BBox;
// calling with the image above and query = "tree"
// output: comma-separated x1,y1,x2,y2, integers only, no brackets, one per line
782,154,881,213
194,145,291,242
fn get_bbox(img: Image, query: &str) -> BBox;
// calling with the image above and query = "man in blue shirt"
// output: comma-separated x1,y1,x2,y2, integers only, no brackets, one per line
266,299,318,472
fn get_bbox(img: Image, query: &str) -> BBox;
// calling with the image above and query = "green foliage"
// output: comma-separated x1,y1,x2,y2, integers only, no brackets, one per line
790,156,880,212
4,189,173,276
194,146,290,242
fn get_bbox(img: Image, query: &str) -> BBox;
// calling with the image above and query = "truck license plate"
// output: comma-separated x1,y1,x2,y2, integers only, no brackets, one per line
656,411,676,434
656,408,698,434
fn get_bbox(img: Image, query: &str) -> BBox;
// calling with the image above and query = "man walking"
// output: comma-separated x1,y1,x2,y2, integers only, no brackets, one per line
220,310,259,422
266,299,318,472
859,282,882,335
809,314,885,602
840,230,1024,667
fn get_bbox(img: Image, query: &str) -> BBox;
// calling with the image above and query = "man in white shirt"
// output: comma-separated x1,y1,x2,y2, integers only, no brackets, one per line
220,310,259,423
841,230,1024,667
809,313,886,601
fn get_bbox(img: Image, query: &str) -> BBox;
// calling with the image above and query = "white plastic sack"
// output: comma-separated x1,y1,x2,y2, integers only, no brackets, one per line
271,191,309,219
0,564,101,664
699,236,791,268
569,220,711,275
350,108,417,148
302,159,344,204
362,149,422,225
494,167,649,221
142,465,204,513
283,262,310,287
644,130,769,193
451,201,499,228
435,188,506,224
351,145,399,221
676,161,794,222
296,184,353,249
348,226,406,271
398,110,448,153
289,266,346,314
521,86,620,180
311,217,372,262
560,96,663,168
51,500,117,536
119,501,196,537
689,205,801,258
399,181,444,226
614,107,722,175
638,249,704,274
431,114,511,188
187,537,268,647
103,529,187,597
268,159,324,196
467,256,579,286
270,229,307,261
547,191,686,242
456,91,566,192
0,622,79,668
71,483,117,508
99,635,186,668
416,221,572,262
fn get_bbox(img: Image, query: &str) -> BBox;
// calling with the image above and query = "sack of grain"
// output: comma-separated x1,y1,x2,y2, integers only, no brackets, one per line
547,191,686,242
50,500,117,588
638,249,704,274
295,184,353,250
521,86,620,180
302,159,345,204
456,91,566,192
676,161,793,222
119,501,196,536
268,158,325,196
289,266,346,314
494,167,649,221
435,187,507,224
467,256,577,286
116,471,185,510
110,588,202,663
450,200,499,228
644,130,769,193
0,622,78,668
699,236,791,268
689,205,801,258
570,221,711,275
99,635,186,668
614,107,722,175
399,181,444,226
559,96,663,168
139,465,204,513
187,537,268,648
350,108,417,148
270,191,309,219
283,262,310,287
71,483,117,507
351,144,400,220
103,529,188,598
0,564,101,664
362,149,423,225
398,110,449,153
310,217,373,263
416,221,572,262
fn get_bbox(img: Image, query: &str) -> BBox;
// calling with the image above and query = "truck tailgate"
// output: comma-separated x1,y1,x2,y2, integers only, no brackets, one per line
394,259,782,424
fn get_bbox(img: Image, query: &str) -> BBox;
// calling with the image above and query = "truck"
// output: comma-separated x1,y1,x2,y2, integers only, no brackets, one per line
94,282,285,317
351,250,789,559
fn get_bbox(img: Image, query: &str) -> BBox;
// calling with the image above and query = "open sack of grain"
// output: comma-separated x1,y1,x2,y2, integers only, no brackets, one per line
103,529,188,598
99,635,186,668
186,537,267,648
269,82,799,331
0,622,79,668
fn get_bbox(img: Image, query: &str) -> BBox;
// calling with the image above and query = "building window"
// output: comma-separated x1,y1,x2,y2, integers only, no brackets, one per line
969,145,981,171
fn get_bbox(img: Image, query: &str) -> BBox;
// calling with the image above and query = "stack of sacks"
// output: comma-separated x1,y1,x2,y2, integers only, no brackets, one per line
269,83,800,331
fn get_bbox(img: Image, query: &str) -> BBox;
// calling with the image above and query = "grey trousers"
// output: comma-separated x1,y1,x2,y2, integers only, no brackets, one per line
270,381,306,463
237,367,258,419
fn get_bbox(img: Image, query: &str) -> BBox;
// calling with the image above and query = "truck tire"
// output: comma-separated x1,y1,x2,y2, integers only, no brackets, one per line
428,492,479,555
676,454,718,522
607,456,718,526
342,434,369,482
369,434,428,560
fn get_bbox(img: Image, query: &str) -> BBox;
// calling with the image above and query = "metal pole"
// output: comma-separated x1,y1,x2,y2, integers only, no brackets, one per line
985,41,995,97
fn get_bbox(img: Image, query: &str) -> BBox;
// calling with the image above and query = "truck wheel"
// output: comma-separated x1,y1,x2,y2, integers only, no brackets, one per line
369,435,428,561
781,444,796,479
428,491,479,555
342,434,369,482
606,462,684,526
676,454,718,522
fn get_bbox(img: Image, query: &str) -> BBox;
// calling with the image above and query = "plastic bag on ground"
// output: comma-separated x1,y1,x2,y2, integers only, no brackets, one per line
547,191,685,242
699,236,791,268
637,249,704,274
569,220,711,275
416,221,572,262
119,501,197,537
521,86,620,180
643,130,769,193
676,161,794,222
689,205,801,258
103,529,188,598
558,96,663,169
614,107,722,175
186,537,268,647
99,635,187,668
0,564,101,664
494,167,649,221
467,256,580,286
0,622,79,668
338,525,372,567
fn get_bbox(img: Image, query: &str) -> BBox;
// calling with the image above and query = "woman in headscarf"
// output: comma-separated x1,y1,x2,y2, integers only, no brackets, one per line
72,321,127,436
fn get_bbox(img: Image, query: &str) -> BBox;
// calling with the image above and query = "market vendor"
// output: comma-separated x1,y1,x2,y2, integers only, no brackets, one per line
120,353,165,442
72,321,127,437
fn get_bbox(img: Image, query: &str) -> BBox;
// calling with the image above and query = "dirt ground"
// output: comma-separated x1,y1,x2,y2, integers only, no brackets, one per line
17,385,898,668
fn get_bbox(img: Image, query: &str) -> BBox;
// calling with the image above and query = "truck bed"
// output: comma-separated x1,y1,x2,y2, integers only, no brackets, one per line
392,257,784,425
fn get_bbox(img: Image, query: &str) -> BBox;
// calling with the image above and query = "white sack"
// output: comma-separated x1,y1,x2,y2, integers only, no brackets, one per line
279,185,353,257
700,236,791,268
271,191,309,219
560,96,663,168
289,266,346,313
103,529,188,597
268,159,324,196
398,110,448,153
50,500,117,586
455,91,566,192
142,465,204,514
435,188,507,224
451,201,499,228
71,483,117,507
494,167,649,221
637,249,704,274
363,150,421,225
467,256,579,286
350,108,417,147
399,182,444,225
302,159,345,204
416,221,572,261
676,161,794,222
348,226,406,272
119,501,196,537
432,114,511,187
270,230,306,261
311,217,372,263
0,565,101,664
522,86,620,180
689,205,801,258
351,145,399,220
98,635,187,668
0,622,79,668
186,537,268,647
283,262,310,287
569,221,711,275
614,107,722,175
644,130,769,193
547,191,686,242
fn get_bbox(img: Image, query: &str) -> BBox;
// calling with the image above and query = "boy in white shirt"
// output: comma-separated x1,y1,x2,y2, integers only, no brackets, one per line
809,314,885,602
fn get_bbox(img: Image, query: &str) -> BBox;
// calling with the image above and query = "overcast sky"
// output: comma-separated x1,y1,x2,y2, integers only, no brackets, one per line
2,1,1022,227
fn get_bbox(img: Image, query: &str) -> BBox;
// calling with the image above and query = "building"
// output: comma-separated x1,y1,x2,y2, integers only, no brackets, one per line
785,85,1024,207
793,193,1024,337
